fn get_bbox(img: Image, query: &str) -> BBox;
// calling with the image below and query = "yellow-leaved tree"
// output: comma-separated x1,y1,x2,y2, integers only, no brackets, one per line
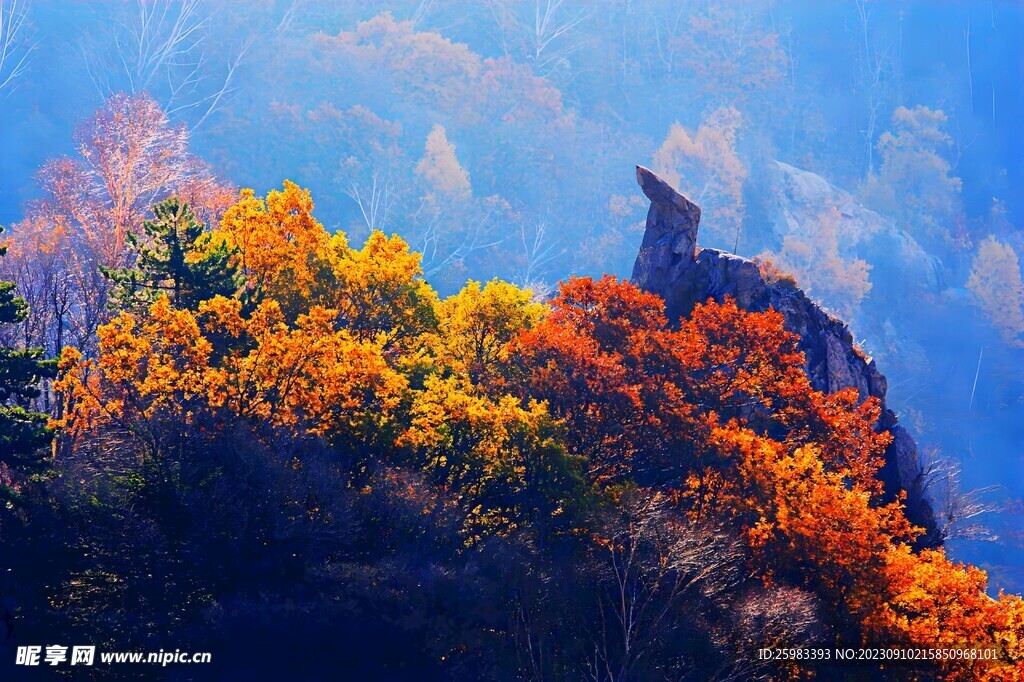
331,230,439,354
428,279,545,384
55,295,407,448
208,181,337,317
967,236,1024,347
399,374,579,544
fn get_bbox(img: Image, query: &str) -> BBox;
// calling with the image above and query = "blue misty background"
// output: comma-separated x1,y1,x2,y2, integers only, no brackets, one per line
1,0,1022,591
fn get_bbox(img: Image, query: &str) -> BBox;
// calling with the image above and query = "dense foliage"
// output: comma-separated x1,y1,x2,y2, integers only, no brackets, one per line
1,175,1021,679
2,1,1024,593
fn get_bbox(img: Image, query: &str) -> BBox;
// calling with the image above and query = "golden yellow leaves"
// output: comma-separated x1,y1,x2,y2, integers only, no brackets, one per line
205,183,440,353
57,182,534,453
400,373,562,542
54,297,213,439
332,230,438,351
428,279,544,380
404,375,516,454
56,295,406,445
210,181,335,312
212,299,407,437
53,182,549,473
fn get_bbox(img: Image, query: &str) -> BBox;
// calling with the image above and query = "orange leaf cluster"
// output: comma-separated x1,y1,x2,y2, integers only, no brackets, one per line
511,275,1023,678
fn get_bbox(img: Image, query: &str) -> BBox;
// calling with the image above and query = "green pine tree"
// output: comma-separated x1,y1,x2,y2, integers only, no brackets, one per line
104,197,241,311
0,226,56,489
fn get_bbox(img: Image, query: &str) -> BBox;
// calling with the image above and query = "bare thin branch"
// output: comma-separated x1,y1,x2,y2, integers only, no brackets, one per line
0,0,35,95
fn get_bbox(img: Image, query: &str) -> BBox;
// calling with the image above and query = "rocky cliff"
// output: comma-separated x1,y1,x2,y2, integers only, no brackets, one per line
766,160,944,304
631,165,939,544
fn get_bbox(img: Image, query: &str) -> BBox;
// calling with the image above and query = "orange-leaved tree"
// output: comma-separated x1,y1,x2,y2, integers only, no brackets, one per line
510,275,1023,678
510,276,687,485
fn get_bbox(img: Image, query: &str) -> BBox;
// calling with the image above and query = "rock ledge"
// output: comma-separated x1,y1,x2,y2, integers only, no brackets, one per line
631,165,937,543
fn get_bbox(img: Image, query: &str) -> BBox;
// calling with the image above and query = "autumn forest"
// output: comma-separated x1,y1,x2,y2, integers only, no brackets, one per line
1,1,1023,680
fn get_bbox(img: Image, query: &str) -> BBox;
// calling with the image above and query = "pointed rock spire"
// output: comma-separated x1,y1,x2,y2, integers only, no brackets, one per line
628,163,939,546
631,166,704,323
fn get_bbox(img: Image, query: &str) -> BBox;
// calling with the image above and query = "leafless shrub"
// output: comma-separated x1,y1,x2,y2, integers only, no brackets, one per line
920,447,1001,542
583,489,744,681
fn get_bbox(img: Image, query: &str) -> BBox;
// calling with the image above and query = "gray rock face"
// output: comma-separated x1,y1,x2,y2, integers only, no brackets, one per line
630,165,938,545
767,161,944,300
631,166,702,320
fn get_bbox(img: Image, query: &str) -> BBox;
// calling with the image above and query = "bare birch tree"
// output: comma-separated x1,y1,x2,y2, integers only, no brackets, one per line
852,0,894,175
488,0,589,78
515,215,563,291
920,448,1001,542
81,0,269,129
0,0,33,95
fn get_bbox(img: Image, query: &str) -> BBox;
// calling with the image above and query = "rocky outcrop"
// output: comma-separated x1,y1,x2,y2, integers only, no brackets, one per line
631,165,938,544
767,161,944,301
